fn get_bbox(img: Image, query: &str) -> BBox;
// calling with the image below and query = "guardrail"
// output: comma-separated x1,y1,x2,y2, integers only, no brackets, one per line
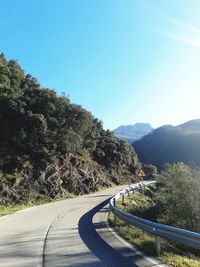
109,181,200,256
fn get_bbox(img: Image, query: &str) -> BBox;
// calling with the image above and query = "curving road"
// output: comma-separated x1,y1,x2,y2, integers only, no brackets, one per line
0,185,166,267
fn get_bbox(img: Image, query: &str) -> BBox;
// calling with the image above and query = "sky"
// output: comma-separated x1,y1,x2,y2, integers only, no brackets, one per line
0,0,200,130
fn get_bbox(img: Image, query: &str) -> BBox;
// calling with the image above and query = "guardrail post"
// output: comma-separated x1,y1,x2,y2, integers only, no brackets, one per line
140,182,145,194
155,236,161,256
127,189,130,197
113,198,117,223
142,185,145,194
113,198,116,207
122,194,124,204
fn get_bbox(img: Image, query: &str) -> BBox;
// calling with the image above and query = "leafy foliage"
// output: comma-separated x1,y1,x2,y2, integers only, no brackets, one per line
0,53,139,204
111,165,200,264
155,163,200,232
143,164,157,178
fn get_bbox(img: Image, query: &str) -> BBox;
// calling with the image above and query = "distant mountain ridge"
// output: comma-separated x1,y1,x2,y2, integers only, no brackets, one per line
133,119,200,170
113,123,153,143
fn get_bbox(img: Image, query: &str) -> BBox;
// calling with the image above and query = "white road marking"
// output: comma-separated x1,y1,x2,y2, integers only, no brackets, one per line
104,212,169,267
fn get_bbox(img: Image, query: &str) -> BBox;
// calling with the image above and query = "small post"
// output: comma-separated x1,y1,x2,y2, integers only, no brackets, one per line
141,176,145,194
122,194,125,204
113,198,117,223
142,185,145,195
155,236,161,256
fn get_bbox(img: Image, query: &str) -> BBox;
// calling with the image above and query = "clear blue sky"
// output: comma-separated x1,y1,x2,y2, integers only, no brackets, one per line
1,0,200,130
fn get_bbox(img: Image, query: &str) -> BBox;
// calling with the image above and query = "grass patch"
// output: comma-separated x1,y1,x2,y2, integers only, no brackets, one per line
161,253,200,267
116,190,156,219
0,193,74,216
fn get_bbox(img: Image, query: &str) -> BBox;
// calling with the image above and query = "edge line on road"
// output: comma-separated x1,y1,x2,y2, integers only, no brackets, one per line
104,212,168,267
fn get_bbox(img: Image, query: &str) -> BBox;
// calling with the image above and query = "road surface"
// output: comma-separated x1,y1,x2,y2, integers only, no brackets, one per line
0,185,166,267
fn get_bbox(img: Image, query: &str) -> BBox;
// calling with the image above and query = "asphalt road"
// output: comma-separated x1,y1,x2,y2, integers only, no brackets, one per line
0,185,166,267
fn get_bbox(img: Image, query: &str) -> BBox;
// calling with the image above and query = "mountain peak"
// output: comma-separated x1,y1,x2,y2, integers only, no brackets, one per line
113,123,153,143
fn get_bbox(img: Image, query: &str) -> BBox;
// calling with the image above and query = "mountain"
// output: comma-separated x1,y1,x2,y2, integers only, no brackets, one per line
133,119,200,170
113,123,153,143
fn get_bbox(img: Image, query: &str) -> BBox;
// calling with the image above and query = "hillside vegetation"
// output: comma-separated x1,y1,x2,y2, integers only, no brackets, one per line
110,163,200,266
0,54,139,204
116,163,200,233
153,163,200,233
133,120,200,170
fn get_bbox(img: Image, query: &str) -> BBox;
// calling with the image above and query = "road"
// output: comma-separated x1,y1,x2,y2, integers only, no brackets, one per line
0,185,166,267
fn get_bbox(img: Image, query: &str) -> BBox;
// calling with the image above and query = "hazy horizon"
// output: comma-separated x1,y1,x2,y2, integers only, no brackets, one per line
112,118,200,131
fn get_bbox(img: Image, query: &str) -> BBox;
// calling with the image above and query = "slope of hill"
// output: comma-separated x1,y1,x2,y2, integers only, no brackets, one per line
0,54,139,204
113,123,153,143
133,119,200,170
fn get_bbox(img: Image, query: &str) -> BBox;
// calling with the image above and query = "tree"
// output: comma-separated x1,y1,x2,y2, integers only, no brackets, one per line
0,54,140,203
0,54,11,89
143,164,157,178
155,163,200,232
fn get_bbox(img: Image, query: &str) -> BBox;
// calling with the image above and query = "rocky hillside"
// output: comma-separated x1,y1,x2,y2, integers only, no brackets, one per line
113,123,153,143
0,54,139,204
133,119,200,170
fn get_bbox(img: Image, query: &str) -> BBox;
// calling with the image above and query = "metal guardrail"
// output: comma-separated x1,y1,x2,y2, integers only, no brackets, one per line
109,181,200,255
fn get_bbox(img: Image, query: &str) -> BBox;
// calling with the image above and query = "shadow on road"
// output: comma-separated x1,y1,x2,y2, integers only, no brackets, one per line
78,198,138,267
